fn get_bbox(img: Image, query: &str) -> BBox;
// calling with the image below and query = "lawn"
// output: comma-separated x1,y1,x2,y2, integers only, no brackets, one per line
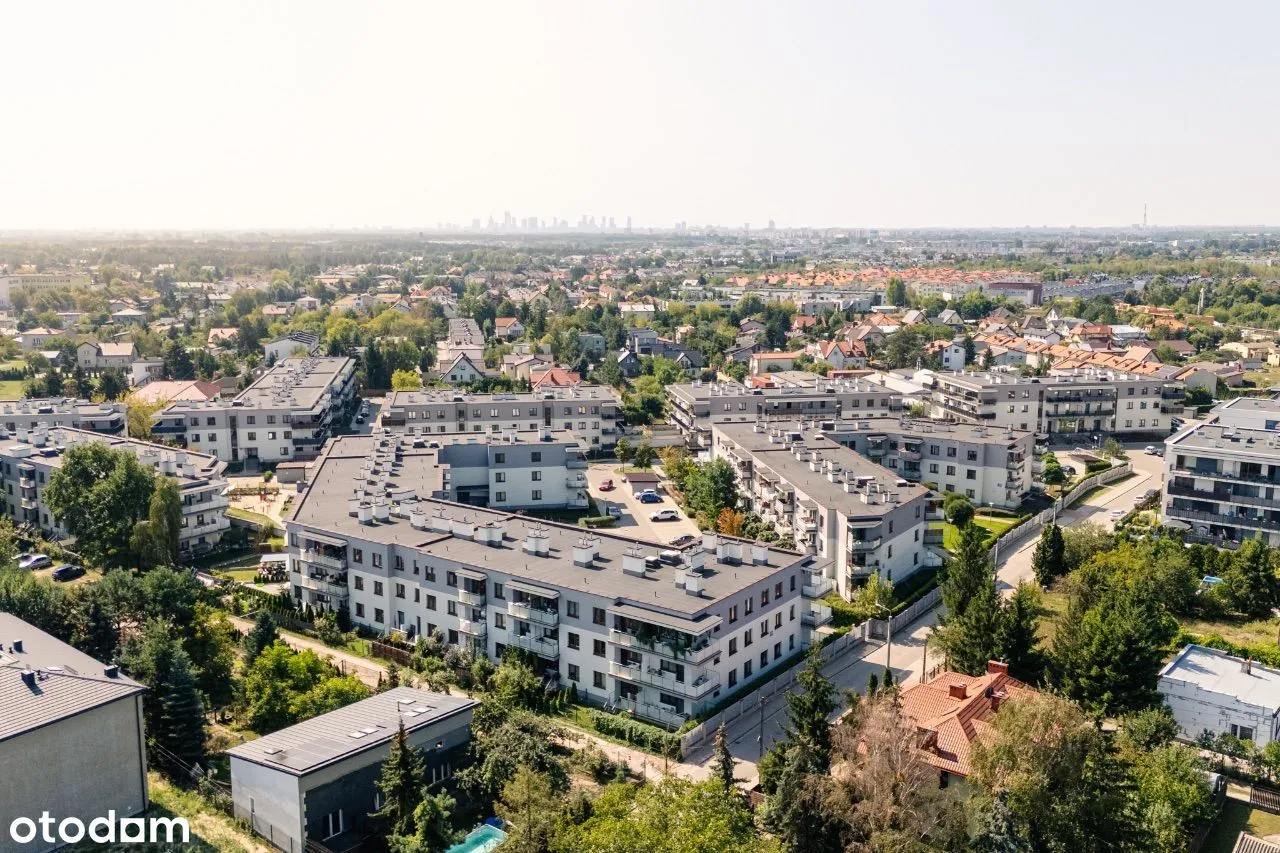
1036,585,1070,645
1180,615,1280,649
940,514,1017,553
218,568,262,583
227,507,279,531
0,379,26,399
1203,798,1280,853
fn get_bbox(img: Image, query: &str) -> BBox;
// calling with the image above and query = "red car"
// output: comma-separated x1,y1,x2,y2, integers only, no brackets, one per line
599,479,615,491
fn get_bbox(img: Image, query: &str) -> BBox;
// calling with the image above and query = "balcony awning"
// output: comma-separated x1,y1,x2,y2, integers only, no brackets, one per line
509,579,559,599
457,567,488,581
846,517,883,528
303,531,348,548
610,603,721,636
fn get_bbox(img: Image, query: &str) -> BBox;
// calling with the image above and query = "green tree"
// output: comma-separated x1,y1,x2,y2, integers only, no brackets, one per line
1031,523,1066,586
885,276,908,307
44,443,156,566
130,475,183,568
391,369,421,390
161,339,196,380
997,583,1043,681
71,593,119,663
243,611,278,664
614,437,633,465
938,564,1004,676
968,794,1034,853
782,646,836,766
942,523,991,620
373,722,425,838
390,791,463,853
710,723,738,793
1132,745,1215,853
1222,539,1280,617
496,766,560,853
632,441,655,469
97,368,126,401
1118,706,1180,753
120,621,207,768
944,493,974,528
1100,438,1128,460
683,458,739,526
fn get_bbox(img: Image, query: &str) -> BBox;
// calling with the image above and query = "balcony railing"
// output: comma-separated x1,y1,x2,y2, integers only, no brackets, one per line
1171,466,1280,488
459,588,486,606
803,603,833,627
608,661,718,697
899,449,922,461
1166,484,1272,509
633,702,688,729
924,527,945,545
18,477,34,489
608,629,719,664
849,538,881,553
1166,506,1280,533
458,618,487,638
802,575,834,598
508,601,560,627
297,574,349,598
509,632,558,658
301,550,346,570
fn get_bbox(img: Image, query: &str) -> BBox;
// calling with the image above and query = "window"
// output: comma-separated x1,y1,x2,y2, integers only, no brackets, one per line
495,492,506,502
494,612,505,630
531,451,542,462
946,465,956,476
532,490,542,501
531,470,541,482
761,651,769,668
568,664,580,682
322,810,344,840
493,583,504,600
774,641,782,660
1232,724,1255,741
494,472,506,483
374,608,384,623
247,432,256,441
267,431,276,440
567,632,580,650
372,553,382,568
729,638,738,655
775,581,783,598
355,603,365,617
774,612,782,629
395,583,405,599
592,607,606,625
447,571,457,588
374,581,383,596
728,605,738,624
495,452,506,464
743,660,753,678
745,597,754,616
744,628,753,647
593,671,605,689
426,595,436,610
354,576,364,591
593,639,606,657
353,549,363,564
567,601,579,619
761,589,770,607
966,470,976,480
728,669,738,688
967,450,978,461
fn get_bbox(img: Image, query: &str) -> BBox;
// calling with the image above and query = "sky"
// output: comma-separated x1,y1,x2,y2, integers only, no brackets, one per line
2,0,1277,231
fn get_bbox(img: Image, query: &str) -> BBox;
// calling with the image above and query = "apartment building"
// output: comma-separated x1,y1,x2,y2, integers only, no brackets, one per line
380,386,622,451
711,421,941,599
814,416,1033,508
286,435,830,729
926,368,1181,440
153,356,358,464
0,398,127,436
666,378,902,448
0,273,92,307
0,426,230,555
1162,398,1280,548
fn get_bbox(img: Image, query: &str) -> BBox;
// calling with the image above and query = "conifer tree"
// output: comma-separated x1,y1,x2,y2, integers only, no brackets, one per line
710,724,739,793
372,721,426,837
243,610,278,664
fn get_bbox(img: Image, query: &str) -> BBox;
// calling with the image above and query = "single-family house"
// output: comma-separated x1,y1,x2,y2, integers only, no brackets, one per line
493,317,525,340
750,351,802,375
207,327,239,349
76,340,137,372
614,349,642,378
439,353,485,384
15,326,61,352
531,367,582,389
110,308,148,326
1159,645,1280,747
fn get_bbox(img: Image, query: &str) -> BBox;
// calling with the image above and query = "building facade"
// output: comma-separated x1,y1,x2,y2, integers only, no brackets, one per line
1159,644,1280,747
286,435,830,728
0,398,127,435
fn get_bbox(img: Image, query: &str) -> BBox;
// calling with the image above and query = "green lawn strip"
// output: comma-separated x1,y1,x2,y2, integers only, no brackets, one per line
1201,798,1280,853
0,379,27,399
227,507,279,530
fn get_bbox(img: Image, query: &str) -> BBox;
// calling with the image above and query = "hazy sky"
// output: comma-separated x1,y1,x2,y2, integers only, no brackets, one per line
3,1,1276,230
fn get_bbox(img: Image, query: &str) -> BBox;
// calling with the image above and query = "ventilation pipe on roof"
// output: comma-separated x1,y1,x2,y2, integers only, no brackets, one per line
622,547,647,577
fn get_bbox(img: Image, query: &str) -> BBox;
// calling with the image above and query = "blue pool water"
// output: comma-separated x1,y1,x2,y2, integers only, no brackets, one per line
446,824,507,853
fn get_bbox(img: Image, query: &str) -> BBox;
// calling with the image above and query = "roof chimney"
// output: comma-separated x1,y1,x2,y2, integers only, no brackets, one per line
12,640,23,654
948,682,968,700
622,547,647,577
20,669,35,688
104,665,119,678
986,660,1009,676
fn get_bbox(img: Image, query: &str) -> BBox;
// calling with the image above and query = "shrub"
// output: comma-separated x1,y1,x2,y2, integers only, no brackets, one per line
1084,459,1113,475
587,709,682,758
578,515,618,529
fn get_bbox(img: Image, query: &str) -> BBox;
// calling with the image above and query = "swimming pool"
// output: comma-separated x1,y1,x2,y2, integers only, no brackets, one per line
446,824,507,853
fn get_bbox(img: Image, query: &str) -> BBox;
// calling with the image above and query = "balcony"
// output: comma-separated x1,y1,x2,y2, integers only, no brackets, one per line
566,474,587,488
802,575,834,598
609,629,719,664
634,703,688,729
297,574,349,598
1166,483,1273,510
1171,466,1280,489
608,660,718,698
924,527,945,546
20,497,38,510
458,618,487,639
459,588,486,607
18,477,34,489
1166,506,1280,533
508,601,560,627
301,550,346,570
899,448,922,461
509,632,558,658
566,457,589,469
849,537,882,553
803,603,833,627
799,516,818,531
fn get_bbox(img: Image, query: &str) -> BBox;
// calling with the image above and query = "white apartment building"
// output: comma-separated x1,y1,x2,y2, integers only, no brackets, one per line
381,386,622,451
711,421,941,599
926,368,1181,440
0,426,230,555
153,356,358,464
286,435,831,729
0,398,127,436
666,377,902,449
1162,398,1280,548
0,273,92,307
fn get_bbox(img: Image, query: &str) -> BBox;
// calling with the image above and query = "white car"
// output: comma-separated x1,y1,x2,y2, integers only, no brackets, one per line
1144,445,1158,454
17,554,51,571
1109,508,1126,520
650,509,680,522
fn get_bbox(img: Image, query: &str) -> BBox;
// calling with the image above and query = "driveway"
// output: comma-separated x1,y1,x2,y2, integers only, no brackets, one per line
349,397,382,435
585,463,701,545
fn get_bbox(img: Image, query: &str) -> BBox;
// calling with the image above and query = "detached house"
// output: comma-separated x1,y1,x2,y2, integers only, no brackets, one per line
493,317,524,340
439,353,486,385
76,340,137,372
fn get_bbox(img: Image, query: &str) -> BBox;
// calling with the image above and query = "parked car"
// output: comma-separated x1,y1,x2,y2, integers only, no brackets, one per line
355,415,365,424
668,534,698,548
650,508,680,522
606,505,623,518
599,479,615,491
638,492,663,504
1109,508,1126,520
51,565,85,582
1144,445,1158,455
17,554,51,571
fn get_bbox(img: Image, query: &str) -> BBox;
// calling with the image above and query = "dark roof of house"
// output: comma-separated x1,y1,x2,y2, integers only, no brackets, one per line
0,613,145,743
226,687,476,776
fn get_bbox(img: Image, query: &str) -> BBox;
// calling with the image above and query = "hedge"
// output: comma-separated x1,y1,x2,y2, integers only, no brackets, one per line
586,709,682,758
1084,459,1114,475
1175,629,1280,668
578,516,618,529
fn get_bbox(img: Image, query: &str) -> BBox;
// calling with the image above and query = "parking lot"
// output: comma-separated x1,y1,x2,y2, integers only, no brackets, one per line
585,463,701,545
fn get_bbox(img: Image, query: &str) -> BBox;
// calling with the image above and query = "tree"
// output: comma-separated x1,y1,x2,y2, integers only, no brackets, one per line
1060,523,1113,574
938,564,1004,676
943,492,974,528
969,692,1135,853
44,443,156,566
390,791,463,853
614,437,633,465
941,523,991,620
683,458,739,527
131,476,183,568
496,766,559,853
1132,745,1215,853
1100,438,1128,460
1031,523,1066,586
1222,539,1280,617
715,508,745,537
632,441,655,469
969,794,1034,853
123,392,167,440
1118,706,1180,753
97,368,126,401
711,724,738,793
391,369,421,391
243,611,278,664
161,339,196,381
120,621,207,768
997,583,1043,680
885,276,908,308
71,593,119,662
373,722,425,838
782,646,836,766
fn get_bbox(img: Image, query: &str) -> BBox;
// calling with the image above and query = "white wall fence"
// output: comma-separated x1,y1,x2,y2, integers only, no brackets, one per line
678,623,867,756
985,461,1133,563
867,586,943,640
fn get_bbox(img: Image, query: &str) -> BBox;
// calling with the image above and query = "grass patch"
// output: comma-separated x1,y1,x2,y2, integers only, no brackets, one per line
1036,585,1070,646
218,568,261,583
0,379,26,399
227,508,279,531
941,515,1016,552
1202,798,1280,853
1179,616,1280,649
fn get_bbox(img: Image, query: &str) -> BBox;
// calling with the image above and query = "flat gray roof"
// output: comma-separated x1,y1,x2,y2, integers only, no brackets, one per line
292,436,815,617
387,385,619,407
1160,644,1280,710
667,378,893,404
813,415,1032,445
0,613,145,743
1168,421,1280,455
235,356,353,411
226,687,476,776
0,426,226,484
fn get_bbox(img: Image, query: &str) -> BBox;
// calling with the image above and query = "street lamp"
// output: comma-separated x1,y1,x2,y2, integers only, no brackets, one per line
874,601,893,679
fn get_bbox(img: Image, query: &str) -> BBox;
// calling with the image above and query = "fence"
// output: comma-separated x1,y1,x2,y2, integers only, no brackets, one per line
867,587,943,640
1251,784,1280,814
233,804,302,853
984,461,1133,564
678,624,866,756
371,639,413,666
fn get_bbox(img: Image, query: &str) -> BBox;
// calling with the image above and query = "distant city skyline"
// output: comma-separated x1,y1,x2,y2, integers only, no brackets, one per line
2,0,1277,231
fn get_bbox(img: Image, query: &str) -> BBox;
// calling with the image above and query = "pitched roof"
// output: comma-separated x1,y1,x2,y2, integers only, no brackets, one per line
531,367,581,389
129,379,222,405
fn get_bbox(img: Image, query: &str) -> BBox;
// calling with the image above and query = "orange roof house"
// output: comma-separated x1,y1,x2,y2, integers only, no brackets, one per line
897,660,1029,778
530,367,581,389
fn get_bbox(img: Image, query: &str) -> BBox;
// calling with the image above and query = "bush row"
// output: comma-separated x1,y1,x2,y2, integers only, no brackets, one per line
578,515,618,528
587,709,682,758
1175,629,1280,669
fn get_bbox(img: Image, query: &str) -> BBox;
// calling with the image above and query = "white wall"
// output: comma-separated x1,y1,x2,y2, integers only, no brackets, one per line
1159,676,1280,746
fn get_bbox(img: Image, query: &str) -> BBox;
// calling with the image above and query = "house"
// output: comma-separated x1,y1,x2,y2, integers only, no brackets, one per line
626,327,660,354
131,358,164,386
791,315,819,333
1122,345,1160,365
1109,324,1149,345
578,332,607,358
739,319,766,335
264,331,321,364
128,379,222,405
934,308,964,328
531,367,582,389
262,304,291,320
725,341,760,364
1159,645,1280,747
817,340,867,370
900,309,927,326
438,353,486,384
207,327,239,349
614,349,642,378
76,340,136,372
925,339,966,371
1220,341,1275,369
502,353,553,381
228,688,476,853
14,326,61,352
0,614,150,853
1162,339,1197,359
294,295,321,312
897,660,1028,780
110,308,148,325
1069,322,1112,349
493,317,525,340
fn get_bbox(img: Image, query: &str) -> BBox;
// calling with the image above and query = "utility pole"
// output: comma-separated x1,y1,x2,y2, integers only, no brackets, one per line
757,693,766,759
875,601,893,676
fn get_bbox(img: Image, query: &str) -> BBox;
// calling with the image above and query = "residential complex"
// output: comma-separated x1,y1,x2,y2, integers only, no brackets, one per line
1162,397,1280,548
710,420,941,598
286,433,830,728
925,368,1181,440
666,377,902,448
0,398,127,436
228,688,476,852
153,356,358,464
0,426,230,555
381,385,623,451
0,272,92,307
0,614,148,853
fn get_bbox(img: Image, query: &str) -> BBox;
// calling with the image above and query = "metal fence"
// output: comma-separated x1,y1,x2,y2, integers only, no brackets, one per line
678,624,867,755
